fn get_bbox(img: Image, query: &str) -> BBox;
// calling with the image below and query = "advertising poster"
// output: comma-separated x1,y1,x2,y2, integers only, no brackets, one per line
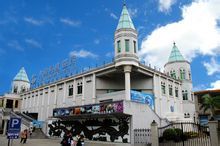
53,101,123,117
130,90,155,110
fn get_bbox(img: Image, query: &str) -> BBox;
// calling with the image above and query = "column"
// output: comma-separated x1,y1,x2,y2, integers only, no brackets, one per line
208,121,219,146
54,85,57,108
151,120,159,146
124,65,132,101
62,82,66,105
73,80,76,104
92,73,96,103
82,77,85,105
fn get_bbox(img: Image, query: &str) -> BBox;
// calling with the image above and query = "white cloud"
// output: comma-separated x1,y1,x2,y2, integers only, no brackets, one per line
24,17,44,25
25,39,42,48
94,39,100,45
203,58,220,75
140,0,220,69
110,13,118,20
158,0,176,12
69,49,98,58
60,18,81,27
7,40,24,51
209,80,220,90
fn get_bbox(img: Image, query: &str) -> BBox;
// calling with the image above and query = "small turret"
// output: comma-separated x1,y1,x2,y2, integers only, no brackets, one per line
12,67,30,94
164,43,194,121
114,4,139,66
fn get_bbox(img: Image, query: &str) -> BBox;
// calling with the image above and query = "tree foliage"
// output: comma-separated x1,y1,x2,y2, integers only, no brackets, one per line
200,94,220,117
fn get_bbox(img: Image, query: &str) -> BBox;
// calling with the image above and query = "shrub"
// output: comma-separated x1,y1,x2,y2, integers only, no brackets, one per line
184,131,199,139
163,128,177,141
174,128,182,137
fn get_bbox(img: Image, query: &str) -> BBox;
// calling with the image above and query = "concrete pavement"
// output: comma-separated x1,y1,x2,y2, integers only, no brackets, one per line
0,136,61,146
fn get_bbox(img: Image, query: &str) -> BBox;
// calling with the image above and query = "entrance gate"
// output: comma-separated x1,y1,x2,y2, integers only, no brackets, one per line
158,122,210,146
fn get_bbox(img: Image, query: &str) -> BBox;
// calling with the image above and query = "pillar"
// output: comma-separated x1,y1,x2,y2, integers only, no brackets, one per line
3,118,9,136
208,121,219,146
151,120,159,146
124,65,132,101
92,73,96,103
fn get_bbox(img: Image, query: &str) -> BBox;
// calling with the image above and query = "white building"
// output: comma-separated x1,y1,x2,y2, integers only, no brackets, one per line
2,4,195,144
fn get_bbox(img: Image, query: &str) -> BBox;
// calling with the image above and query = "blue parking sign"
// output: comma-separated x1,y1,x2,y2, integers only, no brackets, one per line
7,117,21,139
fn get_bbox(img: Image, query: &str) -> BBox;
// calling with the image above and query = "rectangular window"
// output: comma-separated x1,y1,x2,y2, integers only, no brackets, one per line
117,41,121,53
68,85,73,96
133,41,136,53
169,85,173,96
15,100,19,108
175,87,178,97
77,82,82,95
161,82,166,94
125,39,129,52
182,90,188,100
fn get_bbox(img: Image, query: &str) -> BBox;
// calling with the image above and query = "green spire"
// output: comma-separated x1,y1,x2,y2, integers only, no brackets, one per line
116,4,135,30
13,67,30,83
168,43,185,62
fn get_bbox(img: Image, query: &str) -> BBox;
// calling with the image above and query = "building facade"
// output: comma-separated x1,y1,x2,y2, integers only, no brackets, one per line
2,4,196,144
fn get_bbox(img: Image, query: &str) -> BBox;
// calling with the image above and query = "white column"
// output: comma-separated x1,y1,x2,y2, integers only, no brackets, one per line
82,77,85,105
124,65,132,101
47,88,51,119
92,73,96,103
54,85,57,108
151,120,159,146
62,82,66,105
208,121,219,146
73,80,76,104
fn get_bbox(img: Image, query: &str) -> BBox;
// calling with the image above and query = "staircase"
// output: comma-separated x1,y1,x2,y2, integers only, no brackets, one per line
30,128,48,139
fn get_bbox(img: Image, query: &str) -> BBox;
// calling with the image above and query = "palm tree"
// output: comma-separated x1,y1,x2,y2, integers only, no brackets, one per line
200,94,220,120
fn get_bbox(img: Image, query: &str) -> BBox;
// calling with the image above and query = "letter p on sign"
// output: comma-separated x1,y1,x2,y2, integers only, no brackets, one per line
11,119,19,128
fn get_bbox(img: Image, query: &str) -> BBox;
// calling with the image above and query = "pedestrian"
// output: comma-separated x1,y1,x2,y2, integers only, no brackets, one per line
20,129,28,144
61,131,73,146
29,127,33,138
76,135,84,146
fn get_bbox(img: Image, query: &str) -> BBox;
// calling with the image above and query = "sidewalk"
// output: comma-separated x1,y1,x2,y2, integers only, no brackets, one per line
0,135,61,146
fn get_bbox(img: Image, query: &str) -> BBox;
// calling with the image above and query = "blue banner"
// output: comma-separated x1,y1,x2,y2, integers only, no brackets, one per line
130,90,154,110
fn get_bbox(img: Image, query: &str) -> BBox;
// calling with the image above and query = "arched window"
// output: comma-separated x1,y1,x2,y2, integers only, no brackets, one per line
133,41,136,53
68,85,73,96
21,86,26,93
117,40,121,53
180,69,186,80
125,39,130,52
170,70,176,79
15,100,19,108
188,71,191,80
182,90,188,100
13,86,18,93
77,82,82,95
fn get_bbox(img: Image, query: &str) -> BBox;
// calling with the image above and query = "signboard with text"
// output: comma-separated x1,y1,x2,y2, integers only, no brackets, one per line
7,117,21,139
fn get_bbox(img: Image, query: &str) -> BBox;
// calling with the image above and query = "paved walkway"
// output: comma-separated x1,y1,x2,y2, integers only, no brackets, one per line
0,136,61,146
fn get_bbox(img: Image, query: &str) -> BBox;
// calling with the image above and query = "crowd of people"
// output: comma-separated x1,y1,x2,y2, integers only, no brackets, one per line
60,131,84,146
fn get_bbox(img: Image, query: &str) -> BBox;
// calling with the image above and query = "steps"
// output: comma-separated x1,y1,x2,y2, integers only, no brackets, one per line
29,128,48,139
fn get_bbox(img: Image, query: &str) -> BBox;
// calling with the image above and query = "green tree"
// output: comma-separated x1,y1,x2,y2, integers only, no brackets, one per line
200,94,220,119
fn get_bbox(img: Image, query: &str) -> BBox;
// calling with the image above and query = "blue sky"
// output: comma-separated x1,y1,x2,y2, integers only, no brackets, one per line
0,0,220,94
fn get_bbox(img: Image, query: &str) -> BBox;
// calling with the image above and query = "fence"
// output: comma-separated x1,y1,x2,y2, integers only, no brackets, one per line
158,122,211,146
134,128,151,145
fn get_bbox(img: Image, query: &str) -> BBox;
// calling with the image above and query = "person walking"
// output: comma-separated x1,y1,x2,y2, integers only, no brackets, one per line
61,131,73,146
76,135,84,146
20,129,28,144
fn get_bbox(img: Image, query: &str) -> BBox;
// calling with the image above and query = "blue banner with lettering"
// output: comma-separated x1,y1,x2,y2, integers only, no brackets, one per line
130,90,154,110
